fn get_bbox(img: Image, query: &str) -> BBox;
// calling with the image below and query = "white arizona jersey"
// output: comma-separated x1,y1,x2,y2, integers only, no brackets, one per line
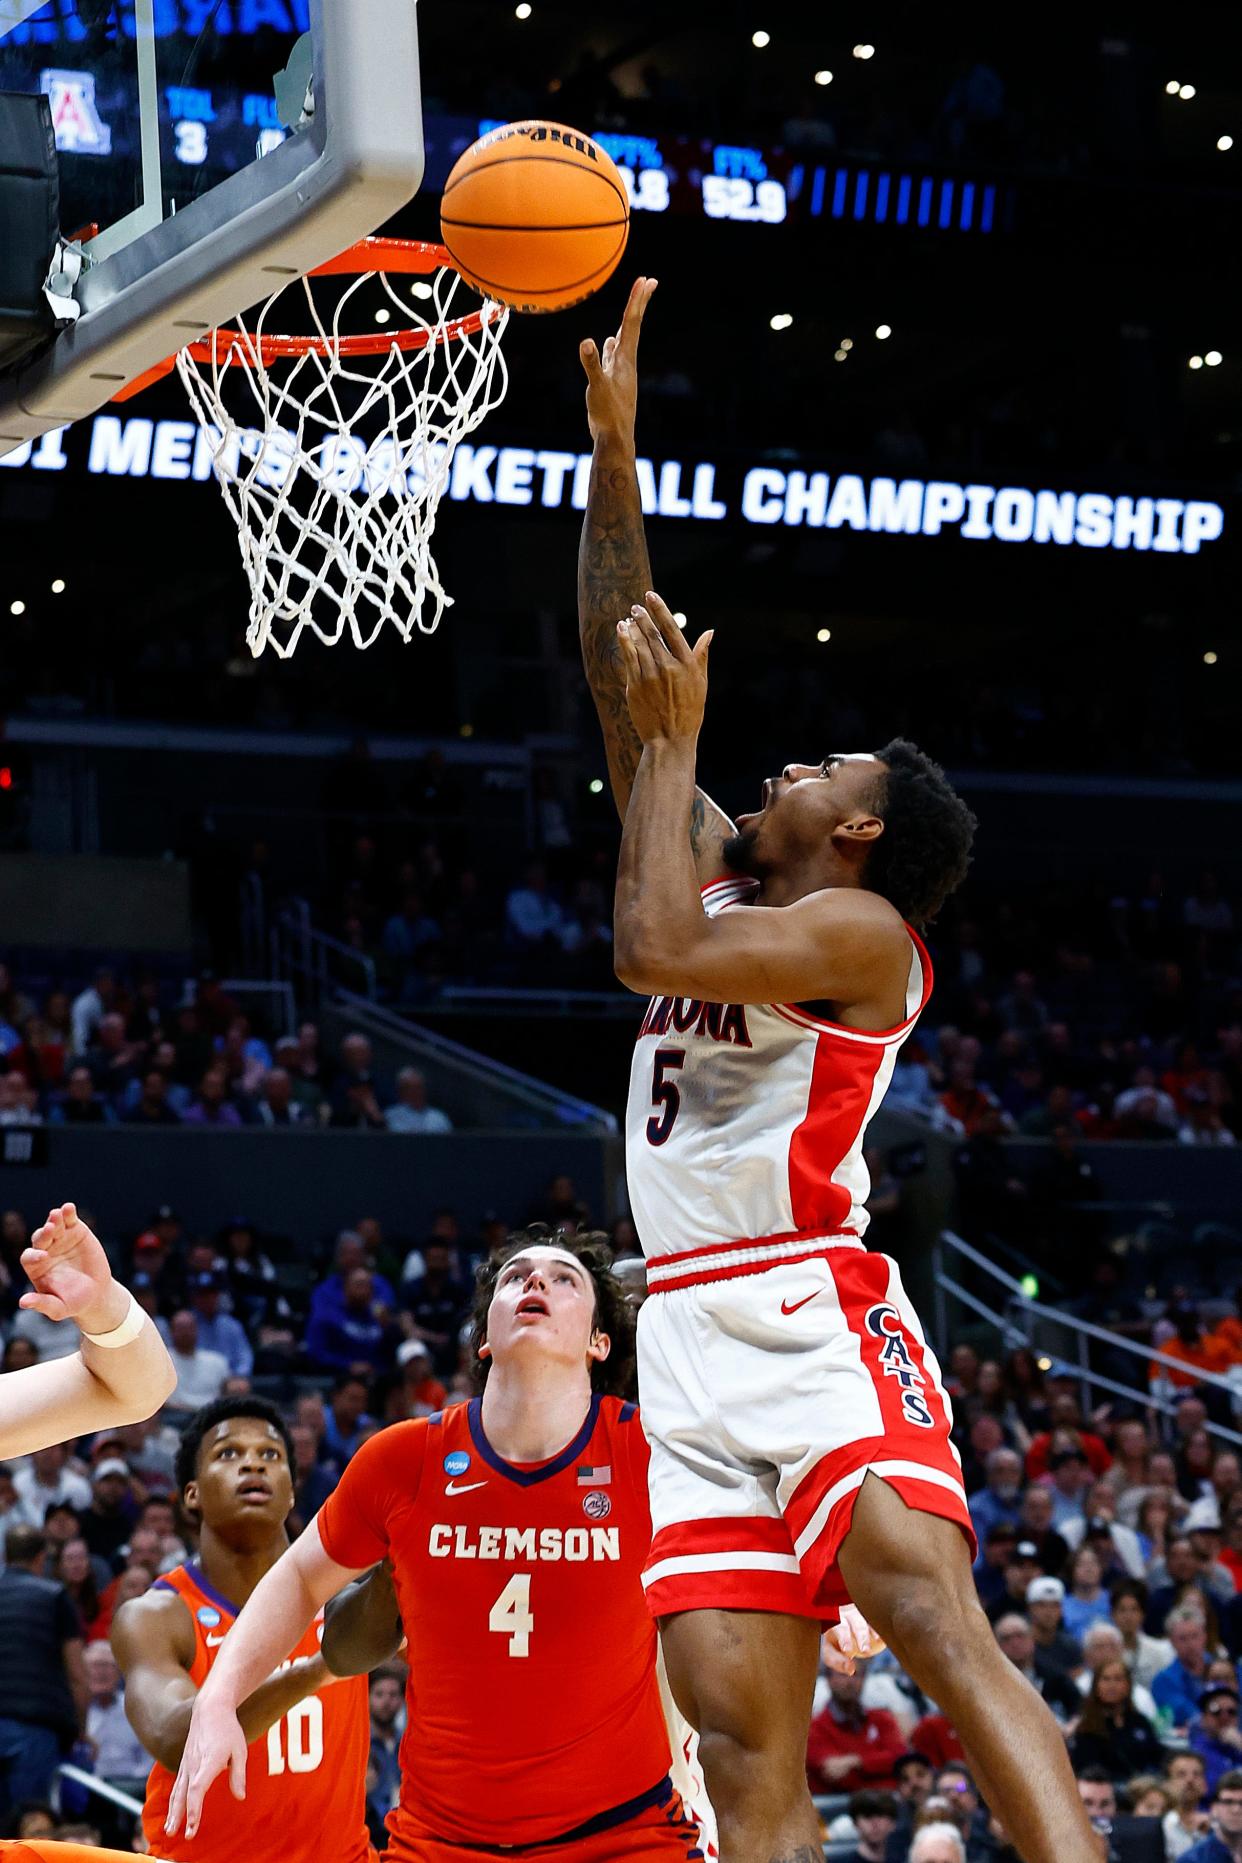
625,875,932,1279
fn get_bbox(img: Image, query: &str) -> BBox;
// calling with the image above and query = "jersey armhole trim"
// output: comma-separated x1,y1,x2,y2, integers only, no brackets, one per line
775,922,934,1039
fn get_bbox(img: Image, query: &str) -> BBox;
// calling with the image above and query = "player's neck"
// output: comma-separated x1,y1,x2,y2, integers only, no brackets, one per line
753,859,857,909
479,1366,594,1464
197,1522,292,1610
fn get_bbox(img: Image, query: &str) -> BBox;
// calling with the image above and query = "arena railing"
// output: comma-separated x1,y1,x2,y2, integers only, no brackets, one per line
57,1762,144,1823
933,1228,1242,1449
319,991,618,1135
271,896,378,1003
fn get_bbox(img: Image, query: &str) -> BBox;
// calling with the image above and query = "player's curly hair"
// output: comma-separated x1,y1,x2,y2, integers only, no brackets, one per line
863,738,976,929
469,1226,637,1399
174,1395,297,1504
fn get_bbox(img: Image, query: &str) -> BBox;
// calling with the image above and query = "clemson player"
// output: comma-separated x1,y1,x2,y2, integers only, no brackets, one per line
163,1230,875,1859
111,1395,372,1863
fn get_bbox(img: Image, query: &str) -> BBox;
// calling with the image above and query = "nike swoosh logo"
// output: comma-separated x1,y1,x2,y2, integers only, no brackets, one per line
780,1291,821,1315
205,1633,228,1646
445,1479,488,1496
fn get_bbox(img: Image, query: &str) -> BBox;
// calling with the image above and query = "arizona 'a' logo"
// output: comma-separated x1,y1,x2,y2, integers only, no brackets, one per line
865,1303,934,1428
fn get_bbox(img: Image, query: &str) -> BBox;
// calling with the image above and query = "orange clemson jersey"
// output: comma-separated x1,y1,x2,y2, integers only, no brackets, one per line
141,1563,372,1863
317,1396,692,1854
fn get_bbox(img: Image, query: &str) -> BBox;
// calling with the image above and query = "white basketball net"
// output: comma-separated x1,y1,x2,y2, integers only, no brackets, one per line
175,258,510,658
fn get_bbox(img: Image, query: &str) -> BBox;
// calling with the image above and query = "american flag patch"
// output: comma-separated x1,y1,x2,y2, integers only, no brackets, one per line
577,1465,611,1486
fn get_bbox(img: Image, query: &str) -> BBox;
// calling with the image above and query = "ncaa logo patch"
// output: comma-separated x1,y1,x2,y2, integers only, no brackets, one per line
196,1606,222,1627
582,1490,611,1520
443,1451,470,1477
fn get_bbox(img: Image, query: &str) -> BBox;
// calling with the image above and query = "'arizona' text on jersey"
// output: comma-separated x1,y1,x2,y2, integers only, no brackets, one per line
626,874,932,1281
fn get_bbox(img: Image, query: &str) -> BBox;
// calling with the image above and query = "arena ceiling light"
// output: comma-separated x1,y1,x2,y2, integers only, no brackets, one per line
514,3,531,17
1219,136,1234,151
673,612,688,627
1189,355,1204,369
816,627,832,642
840,337,853,350
410,281,434,301
1166,80,1181,94
374,307,390,324
875,324,892,339
1206,350,1223,365
752,30,771,48
814,69,833,86
853,43,875,59
588,778,604,794
833,348,848,361
769,312,793,330
1204,651,1219,665
9,600,25,615
1179,84,1196,100
51,578,65,594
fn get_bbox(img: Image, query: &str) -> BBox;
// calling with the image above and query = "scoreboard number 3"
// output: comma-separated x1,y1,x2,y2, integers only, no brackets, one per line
488,1573,535,1657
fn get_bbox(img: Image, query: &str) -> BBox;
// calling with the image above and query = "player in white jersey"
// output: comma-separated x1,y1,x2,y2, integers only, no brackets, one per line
576,279,1098,1863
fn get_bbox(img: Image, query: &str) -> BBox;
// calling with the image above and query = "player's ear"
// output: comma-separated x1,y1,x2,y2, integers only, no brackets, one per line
183,1480,200,1515
588,1328,611,1364
835,813,884,849
477,1336,491,1361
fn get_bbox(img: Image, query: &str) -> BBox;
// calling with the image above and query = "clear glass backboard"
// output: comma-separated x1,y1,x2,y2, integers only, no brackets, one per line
0,0,425,452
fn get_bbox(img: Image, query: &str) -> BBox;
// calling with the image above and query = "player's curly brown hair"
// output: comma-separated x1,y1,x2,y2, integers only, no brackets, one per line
468,1226,637,1399
864,738,976,929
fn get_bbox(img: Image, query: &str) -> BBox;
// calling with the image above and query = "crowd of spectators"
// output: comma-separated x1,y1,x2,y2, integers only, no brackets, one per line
0,963,455,1134
5,841,1242,1161
4,1180,1242,1852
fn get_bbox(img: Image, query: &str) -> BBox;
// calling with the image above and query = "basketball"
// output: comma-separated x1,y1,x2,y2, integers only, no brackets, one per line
440,120,630,314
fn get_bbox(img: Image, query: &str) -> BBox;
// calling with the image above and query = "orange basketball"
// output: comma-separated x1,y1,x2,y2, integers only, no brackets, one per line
440,120,630,314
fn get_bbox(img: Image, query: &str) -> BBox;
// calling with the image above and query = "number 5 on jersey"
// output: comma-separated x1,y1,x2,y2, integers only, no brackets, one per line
647,1047,685,1146
489,1573,535,1657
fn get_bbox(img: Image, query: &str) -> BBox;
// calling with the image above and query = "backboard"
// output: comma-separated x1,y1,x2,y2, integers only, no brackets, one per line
0,0,425,454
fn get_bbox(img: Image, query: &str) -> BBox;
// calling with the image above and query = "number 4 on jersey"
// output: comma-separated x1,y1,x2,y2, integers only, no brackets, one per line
489,1573,535,1657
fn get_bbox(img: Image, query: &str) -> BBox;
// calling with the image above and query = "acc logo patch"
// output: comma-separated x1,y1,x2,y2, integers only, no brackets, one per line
443,1451,471,1477
196,1606,222,1627
582,1490,612,1520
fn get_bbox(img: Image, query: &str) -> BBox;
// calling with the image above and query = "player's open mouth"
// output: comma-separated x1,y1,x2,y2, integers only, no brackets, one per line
517,1296,549,1316
238,1481,272,1502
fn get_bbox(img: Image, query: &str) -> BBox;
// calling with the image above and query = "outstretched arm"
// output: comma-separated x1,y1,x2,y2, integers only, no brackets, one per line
112,1588,339,1774
164,1518,365,1839
578,279,735,880
0,1203,177,1461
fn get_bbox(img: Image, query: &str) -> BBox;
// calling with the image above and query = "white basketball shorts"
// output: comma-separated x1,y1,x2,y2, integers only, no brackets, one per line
636,1236,975,1621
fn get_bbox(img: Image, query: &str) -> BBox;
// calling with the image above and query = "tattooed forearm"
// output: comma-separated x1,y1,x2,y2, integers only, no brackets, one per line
578,448,653,696
579,441,654,816
689,792,706,857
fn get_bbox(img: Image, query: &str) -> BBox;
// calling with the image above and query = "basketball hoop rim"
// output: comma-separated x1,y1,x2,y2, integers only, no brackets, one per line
114,238,495,399
195,237,494,364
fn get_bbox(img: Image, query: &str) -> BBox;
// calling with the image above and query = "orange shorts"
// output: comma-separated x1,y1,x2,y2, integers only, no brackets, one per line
383,1787,704,1863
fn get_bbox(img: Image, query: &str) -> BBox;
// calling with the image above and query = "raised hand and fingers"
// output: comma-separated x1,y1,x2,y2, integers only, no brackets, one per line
579,276,657,383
